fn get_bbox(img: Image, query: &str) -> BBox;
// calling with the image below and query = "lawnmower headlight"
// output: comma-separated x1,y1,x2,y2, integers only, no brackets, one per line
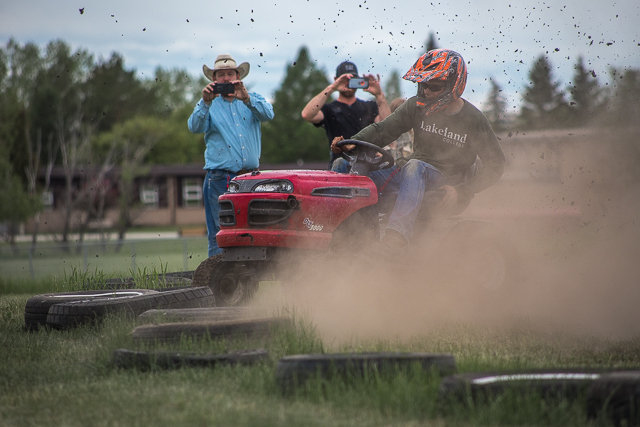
228,181,240,193
252,180,294,193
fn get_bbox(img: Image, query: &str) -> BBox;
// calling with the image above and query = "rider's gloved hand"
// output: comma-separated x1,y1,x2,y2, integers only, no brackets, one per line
331,136,355,153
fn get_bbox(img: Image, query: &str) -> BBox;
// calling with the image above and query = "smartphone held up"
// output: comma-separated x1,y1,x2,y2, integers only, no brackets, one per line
211,82,235,95
348,77,369,90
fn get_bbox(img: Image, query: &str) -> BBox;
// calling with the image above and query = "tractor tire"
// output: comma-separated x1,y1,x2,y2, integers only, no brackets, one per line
131,317,291,343
276,352,456,392
24,289,159,331
46,287,215,329
586,371,640,426
111,348,268,370
192,255,258,306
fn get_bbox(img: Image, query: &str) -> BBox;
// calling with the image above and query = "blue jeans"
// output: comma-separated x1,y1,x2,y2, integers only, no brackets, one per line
332,158,448,242
203,169,238,257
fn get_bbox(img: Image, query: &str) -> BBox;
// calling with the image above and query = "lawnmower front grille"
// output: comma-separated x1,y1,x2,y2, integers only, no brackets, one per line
219,200,236,226
248,199,295,226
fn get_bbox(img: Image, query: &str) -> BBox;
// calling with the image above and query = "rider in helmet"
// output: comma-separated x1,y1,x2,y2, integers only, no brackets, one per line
405,48,468,115
331,49,506,253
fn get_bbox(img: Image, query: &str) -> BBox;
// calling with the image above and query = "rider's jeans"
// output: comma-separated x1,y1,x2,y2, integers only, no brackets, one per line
333,158,448,242
203,169,238,257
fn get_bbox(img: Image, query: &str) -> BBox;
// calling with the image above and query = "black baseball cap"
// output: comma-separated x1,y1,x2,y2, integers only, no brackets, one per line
336,61,358,78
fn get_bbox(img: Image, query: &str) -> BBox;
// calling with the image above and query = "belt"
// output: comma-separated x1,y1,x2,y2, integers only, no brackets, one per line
236,168,257,175
207,168,257,175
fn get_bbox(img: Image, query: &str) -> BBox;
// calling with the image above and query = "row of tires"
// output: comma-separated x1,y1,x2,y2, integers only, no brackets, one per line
274,351,640,425
23,287,640,425
24,286,215,330
277,354,640,426
108,336,640,425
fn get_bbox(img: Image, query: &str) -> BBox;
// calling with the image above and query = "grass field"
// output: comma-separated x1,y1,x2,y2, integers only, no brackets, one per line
0,237,209,288
1,178,639,425
2,280,640,426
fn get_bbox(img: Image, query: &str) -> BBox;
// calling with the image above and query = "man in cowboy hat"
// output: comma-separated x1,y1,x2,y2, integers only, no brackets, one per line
188,53,274,257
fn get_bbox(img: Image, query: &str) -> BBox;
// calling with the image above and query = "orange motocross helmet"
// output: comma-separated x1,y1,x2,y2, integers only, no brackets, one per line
403,49,467,115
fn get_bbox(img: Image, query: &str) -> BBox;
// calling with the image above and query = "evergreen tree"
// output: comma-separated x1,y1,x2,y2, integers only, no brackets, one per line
568,56,603,126
483,78,508,132
384,69,403,103
607,67,640,126
425,32,439,52
519,55,568,129
261,46,330,164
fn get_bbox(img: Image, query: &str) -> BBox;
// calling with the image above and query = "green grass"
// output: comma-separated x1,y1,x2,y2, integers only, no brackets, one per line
0,237,208,286
2,288,638,426
0,263,198,295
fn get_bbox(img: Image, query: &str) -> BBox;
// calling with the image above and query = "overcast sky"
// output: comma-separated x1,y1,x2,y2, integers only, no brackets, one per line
1,0,638,111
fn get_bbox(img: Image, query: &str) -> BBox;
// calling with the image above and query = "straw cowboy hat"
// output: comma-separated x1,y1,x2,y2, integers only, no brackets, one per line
203,54,250,81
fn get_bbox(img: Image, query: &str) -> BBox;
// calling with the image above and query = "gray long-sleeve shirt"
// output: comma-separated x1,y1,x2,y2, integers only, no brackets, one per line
352,97,505,199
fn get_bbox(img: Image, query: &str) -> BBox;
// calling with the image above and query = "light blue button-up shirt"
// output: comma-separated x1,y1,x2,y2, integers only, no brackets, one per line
188,93,274,172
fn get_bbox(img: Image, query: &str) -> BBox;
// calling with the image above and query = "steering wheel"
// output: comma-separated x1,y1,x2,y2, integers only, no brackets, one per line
336,139,394,174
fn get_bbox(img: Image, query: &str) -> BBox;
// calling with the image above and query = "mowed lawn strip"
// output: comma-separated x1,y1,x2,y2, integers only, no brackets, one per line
0,237,208,282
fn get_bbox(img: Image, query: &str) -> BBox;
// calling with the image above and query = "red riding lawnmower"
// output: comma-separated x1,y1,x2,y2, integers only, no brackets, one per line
191,140,519,306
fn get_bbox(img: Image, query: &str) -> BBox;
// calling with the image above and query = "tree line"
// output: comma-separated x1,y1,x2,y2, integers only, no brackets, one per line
1,38,639,246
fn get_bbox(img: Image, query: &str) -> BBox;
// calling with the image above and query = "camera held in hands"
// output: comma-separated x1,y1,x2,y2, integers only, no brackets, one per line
212,82,235,95
348,77,369,90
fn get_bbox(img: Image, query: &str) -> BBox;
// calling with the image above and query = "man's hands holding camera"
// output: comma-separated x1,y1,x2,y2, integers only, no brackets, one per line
332,73,382,95
202,81,250,105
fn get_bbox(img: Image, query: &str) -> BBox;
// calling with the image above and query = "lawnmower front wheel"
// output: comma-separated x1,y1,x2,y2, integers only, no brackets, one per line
192,255,259,306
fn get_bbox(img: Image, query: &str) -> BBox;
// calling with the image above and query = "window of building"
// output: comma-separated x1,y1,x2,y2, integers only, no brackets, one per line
41,190,54,211
182,178,203,208
140,185,159,208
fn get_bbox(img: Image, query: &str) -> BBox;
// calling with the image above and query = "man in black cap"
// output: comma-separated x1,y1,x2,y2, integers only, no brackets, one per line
302,61,390,168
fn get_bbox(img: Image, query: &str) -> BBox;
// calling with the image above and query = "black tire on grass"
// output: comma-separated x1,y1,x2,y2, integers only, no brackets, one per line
155,284,196,292
438,369,607,411
586,371,640,426
131,317,292,343
161,271,195,280
137,306,256,324
24,289,159,331
104,275,193,290
46,287,215,329
275,352,456,392
111,348,268,370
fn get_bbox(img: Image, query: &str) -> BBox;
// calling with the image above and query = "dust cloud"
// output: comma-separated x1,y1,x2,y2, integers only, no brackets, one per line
255,128,640,343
